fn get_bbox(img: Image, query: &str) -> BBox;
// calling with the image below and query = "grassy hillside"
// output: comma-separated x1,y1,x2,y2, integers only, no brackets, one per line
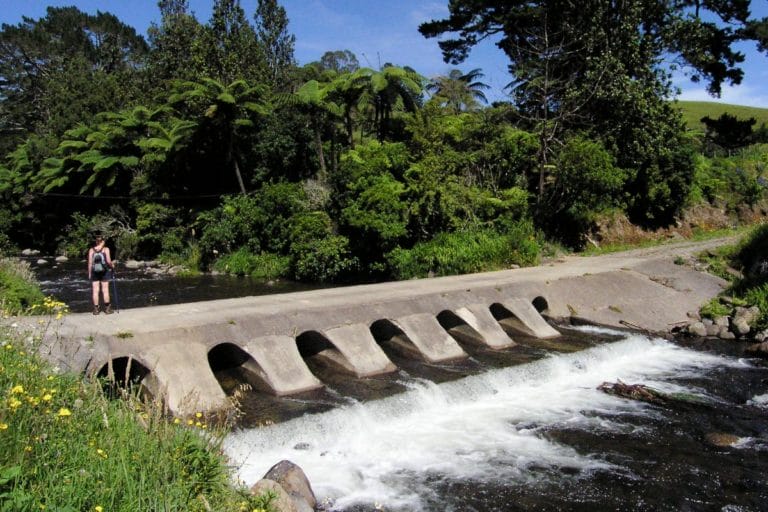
677,101,768,133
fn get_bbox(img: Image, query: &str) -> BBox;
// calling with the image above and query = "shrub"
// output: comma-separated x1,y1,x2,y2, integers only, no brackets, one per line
213,248,290,280
136,203,184,258
386,221,540,279
291,235,358,283
743,283,768,330
197,183,308,264
699,298,731,319
58,206,137,260
0,258,46,315
733,223,768,284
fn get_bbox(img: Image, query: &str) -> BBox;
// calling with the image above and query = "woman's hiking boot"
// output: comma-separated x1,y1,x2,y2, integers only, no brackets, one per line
93,305,100,315
104,303,113,315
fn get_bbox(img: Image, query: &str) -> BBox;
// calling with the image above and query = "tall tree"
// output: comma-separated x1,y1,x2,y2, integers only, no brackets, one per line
254,0,296,90
146,0,206,85
319,50,360,74
420,1,759,97
200,0,263,83
0,7,148,151
169,78,270,194
419,0,762,225
359,65,424,141
427,68,489,113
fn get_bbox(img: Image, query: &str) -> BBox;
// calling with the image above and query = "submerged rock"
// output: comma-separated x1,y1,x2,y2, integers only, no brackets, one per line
705,432,742,447
597,381,667,405
746,341,768,358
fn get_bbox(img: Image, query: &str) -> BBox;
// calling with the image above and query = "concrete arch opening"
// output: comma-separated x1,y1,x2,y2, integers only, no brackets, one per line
96,356,152,399
208,343,271,395
437,309,485,348
296,330,351,376
370,319,424,360
490,300,560,339
532,296,549,314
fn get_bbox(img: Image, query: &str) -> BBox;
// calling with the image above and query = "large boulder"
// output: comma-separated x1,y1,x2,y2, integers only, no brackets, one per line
261,460,316,512
251,479,300,512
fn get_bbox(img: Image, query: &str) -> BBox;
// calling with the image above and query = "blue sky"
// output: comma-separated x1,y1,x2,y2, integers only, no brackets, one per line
2,0,767,107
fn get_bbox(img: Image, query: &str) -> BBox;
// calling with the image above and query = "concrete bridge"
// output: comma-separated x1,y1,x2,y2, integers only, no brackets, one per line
28,238,729,417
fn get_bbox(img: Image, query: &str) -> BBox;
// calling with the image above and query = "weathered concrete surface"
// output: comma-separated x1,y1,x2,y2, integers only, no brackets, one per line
318,323,397,377
501,298,561,338
454,303,517,349
241,335,323,395
18,237,730,416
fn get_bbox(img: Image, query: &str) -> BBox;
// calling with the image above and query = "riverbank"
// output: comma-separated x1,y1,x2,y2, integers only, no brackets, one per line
0,324,276,511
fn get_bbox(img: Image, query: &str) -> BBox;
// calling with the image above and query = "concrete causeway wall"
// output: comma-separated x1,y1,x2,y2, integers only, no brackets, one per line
27,239,729,416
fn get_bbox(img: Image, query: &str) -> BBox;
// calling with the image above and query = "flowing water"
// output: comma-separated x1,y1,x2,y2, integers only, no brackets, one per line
223,327,768,512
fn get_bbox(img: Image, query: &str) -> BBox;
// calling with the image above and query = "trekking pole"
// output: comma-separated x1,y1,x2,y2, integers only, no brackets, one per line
111,266,121,313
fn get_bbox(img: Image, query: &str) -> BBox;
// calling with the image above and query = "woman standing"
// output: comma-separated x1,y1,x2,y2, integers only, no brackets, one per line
88,235,114,315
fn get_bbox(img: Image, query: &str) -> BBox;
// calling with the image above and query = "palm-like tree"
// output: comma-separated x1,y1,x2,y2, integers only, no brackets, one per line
362,65,424,140
169,78,269,194
34,106,167,196
427,68,489,113
295,78,343,180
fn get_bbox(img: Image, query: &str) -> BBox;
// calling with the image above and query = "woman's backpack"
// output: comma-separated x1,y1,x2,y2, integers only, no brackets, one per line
92,251,105,273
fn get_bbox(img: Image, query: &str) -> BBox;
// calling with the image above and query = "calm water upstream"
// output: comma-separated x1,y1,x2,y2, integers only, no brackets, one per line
30,257,322,313
32,260,768,511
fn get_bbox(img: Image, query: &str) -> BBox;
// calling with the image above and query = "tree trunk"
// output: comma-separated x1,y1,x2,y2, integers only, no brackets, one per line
314,123,327,183
229,140,247,195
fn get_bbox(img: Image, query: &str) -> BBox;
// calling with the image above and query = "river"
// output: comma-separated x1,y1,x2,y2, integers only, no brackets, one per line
33,259,768,511
223,326,768,512
30,257,322,313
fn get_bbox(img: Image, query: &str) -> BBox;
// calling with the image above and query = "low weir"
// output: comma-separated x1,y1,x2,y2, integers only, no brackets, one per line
26,239,729,416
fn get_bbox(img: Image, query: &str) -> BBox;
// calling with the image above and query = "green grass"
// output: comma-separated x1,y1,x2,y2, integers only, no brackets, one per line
580,225,749,257
0,324,275,512
213,249,291,280
695,223,768,330
677,101,768,133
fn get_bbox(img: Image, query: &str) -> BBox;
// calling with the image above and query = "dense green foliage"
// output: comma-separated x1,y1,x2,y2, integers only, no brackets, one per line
0,259,46,315
0,1,767,284
0,325,274,511
699,224,768,330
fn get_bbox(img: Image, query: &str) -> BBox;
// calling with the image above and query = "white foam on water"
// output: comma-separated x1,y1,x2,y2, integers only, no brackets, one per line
748,392,768,407
224,335,738,511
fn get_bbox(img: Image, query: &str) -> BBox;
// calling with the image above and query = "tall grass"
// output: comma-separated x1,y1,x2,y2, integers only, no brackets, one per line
0,258,46,315
213,249,291,280
386,223,540,279
0,324,274,511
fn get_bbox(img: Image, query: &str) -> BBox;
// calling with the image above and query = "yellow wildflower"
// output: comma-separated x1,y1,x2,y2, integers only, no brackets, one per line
195,412,203,419
57,408,72,418
95,506,104,512
96,448,107,459
173,418,181,424
0,423,8,430
9,397,21,409
42,393,52,402
11,385,24,394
